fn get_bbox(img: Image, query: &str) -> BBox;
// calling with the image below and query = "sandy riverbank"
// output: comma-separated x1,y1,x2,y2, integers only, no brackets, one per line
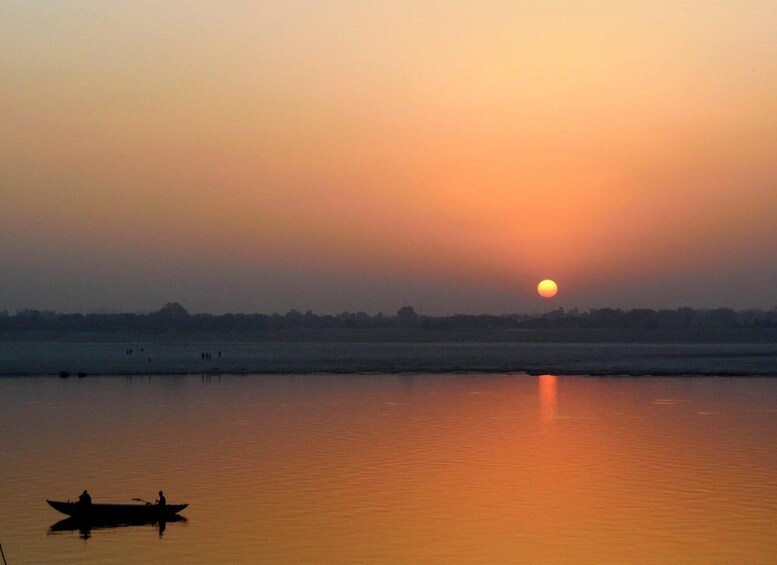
1,341,776,376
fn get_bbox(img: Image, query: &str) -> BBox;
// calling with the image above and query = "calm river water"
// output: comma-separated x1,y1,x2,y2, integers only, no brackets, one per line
1,374,775,563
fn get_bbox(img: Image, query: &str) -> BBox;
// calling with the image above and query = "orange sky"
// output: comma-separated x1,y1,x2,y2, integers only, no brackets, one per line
1,1,775,313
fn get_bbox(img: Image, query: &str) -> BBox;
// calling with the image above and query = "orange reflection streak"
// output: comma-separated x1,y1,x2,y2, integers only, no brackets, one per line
538,375,558,424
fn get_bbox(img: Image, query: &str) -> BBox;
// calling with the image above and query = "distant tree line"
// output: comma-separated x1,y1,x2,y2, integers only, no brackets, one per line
0,303,776,334
519,307,777,330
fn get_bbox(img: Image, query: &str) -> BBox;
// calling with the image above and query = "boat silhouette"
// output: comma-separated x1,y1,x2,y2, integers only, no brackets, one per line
47,499,188,521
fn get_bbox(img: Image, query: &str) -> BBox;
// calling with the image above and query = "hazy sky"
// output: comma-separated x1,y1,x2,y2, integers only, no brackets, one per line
2,1,776,314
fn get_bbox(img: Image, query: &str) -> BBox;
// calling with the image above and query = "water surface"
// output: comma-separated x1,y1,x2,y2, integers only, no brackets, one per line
1,374,775,563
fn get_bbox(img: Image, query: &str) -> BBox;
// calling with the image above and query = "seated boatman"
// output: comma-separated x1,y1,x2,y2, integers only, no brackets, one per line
78,489,92,506
156,490,166,507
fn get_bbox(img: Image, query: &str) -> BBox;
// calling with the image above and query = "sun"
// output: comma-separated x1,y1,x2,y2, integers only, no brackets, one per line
537,279,558,298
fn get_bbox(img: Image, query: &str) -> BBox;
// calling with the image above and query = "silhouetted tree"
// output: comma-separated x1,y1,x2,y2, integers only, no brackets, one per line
397,306,418,326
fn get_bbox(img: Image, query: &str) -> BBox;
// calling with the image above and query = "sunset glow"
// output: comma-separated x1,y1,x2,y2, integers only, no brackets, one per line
1,1,775,314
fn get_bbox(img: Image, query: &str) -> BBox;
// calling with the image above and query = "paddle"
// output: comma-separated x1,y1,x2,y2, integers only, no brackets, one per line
132,497,153,505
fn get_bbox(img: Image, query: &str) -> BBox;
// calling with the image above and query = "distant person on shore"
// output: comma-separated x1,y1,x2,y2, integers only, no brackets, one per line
78,489,92,507
156,490,166,507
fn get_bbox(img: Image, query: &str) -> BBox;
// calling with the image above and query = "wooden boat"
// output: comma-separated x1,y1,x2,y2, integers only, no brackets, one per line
47,500,188,521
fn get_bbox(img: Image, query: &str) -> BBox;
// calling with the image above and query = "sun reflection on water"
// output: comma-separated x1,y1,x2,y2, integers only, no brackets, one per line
538,374,558,424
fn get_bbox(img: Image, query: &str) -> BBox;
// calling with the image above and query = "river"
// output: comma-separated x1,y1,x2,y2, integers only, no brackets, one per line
1,374,775,563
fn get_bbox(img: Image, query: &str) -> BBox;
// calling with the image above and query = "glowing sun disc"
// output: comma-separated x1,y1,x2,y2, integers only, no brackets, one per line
537,279,558,298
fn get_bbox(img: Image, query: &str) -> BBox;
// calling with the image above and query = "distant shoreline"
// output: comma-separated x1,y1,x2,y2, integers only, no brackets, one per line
3,305,776,344
2,340,776,377
2,327,777,344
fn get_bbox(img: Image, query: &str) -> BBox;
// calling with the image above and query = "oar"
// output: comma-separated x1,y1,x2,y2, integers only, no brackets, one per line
0,542,8,565
132,497,153,505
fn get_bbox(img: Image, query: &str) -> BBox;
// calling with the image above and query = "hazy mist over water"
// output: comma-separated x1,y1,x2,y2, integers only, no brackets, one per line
1,374,776,564
2,341,777,376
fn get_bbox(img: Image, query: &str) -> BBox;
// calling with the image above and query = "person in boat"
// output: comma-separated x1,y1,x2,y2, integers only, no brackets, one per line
78,489,92,507
156,490,166,507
